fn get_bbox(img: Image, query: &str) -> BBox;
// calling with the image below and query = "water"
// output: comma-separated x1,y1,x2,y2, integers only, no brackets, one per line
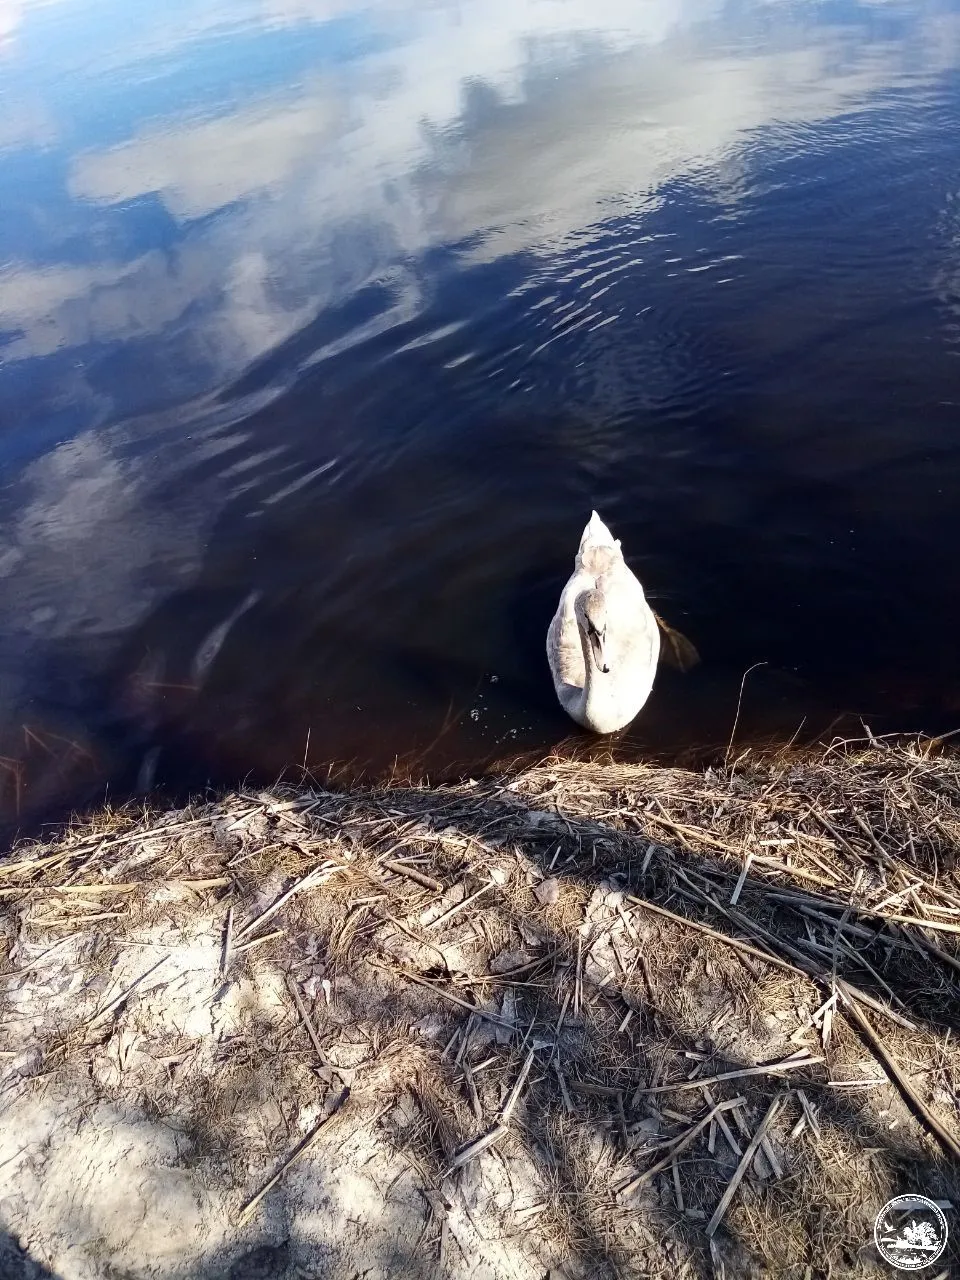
2,0,960,825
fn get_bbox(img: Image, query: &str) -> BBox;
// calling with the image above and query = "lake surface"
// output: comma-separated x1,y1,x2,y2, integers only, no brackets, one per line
2,0,960,825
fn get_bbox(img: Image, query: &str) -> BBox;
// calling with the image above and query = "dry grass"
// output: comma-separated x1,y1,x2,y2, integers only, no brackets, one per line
2,735,960,1278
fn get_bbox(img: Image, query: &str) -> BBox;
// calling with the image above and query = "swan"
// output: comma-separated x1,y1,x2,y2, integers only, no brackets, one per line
546,512,696,734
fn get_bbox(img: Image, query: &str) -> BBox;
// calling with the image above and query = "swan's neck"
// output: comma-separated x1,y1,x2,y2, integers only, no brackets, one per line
561,612,636,735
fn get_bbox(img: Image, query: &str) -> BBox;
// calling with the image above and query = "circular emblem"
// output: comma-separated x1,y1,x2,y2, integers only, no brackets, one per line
874,1195,948,1270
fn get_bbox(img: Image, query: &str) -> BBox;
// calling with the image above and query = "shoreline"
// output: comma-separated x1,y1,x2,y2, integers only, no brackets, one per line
2,737,959,1277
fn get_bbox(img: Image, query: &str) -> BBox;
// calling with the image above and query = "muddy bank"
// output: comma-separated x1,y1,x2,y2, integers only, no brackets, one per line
1,739,959,1278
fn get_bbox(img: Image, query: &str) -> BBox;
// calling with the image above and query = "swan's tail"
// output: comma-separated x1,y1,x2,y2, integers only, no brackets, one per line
576,511,622,574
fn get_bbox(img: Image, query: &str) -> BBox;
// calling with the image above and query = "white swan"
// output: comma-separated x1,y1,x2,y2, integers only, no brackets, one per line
547,512,694,734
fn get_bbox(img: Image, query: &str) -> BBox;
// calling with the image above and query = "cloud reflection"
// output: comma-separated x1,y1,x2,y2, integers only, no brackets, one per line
0,430,209,640
0,0,953,395
70,90,344,220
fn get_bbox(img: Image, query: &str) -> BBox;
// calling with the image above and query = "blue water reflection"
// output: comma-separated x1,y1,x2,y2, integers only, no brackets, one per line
1,0,960,821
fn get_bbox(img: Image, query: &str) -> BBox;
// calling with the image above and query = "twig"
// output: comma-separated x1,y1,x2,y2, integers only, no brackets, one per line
221,907,234,977
381,859,443,893
625,896,799,977
641,811,743,860
706,1095,786,1237
286,973,328,1067
30,910,126,926
236,1089,351,1224
671,874,918,1031
808,807,867,867
906,930,960,981
373,908,451,970
838,983,960,1163
425,882,495,931
635,1055,821,1096
0,882,142,899
232,929,285,954
725,662,767,767
87,955,170,1030
0,815,215,875
851,811,891,864
235,865,337,941
836,938,903,1008
367,961,520,1030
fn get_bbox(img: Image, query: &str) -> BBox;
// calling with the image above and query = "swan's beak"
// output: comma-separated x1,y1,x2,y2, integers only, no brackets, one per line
589,626,609,674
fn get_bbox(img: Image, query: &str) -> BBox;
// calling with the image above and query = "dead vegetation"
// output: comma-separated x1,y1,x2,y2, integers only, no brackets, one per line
1,736,960,1278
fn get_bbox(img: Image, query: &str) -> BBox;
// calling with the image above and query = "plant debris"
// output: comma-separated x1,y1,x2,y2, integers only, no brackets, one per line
1,736,960,1277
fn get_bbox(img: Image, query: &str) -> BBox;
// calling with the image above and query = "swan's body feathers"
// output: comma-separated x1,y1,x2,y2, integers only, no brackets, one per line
547,511,680,734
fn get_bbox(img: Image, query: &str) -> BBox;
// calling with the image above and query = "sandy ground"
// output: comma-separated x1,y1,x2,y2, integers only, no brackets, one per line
1,741,959,1278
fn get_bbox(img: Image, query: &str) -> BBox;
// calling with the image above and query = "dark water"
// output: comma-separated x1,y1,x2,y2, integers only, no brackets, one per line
2,0,960,825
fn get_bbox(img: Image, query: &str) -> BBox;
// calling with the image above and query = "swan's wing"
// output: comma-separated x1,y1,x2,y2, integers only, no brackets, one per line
547,574,587,692
652,611,700,673
592,561,661,670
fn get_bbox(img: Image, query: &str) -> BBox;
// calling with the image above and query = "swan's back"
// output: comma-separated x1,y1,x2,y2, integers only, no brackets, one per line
575,510,651,630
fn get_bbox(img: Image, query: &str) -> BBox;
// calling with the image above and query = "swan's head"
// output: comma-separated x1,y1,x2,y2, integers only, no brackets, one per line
575,589,609,674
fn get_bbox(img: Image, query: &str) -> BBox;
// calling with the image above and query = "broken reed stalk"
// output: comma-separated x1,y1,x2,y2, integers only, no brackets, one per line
617,1096,747,1200
701,1085,743,1158
0,814,214,878
634,1054,821,1096
664,875,918,1031
448,1123,508,1170
233,928,285,954
706,1095,786,1237
500,1047,537,1123
449,1047,537,1171
837,982,960,1164
0,882,141,899
625,896,800,977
